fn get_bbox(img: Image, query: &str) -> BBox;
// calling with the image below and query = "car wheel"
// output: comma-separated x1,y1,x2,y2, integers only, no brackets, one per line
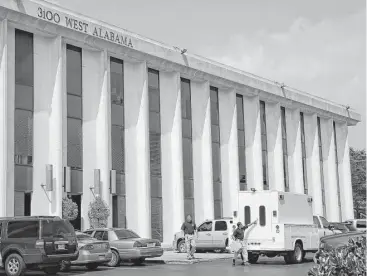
43,266,60,275
107,250,120,267
86,263,99,270
59,260,71,272
177,240,186,253
248,253,259,264
5,253,26,276
291,242,304,264
132,258,145,265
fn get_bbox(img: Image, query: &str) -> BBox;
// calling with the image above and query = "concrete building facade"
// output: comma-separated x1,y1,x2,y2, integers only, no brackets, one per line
0,0,361,245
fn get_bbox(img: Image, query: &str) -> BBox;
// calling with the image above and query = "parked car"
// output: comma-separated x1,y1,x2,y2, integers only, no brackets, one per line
313,230,366,263
343,219,367,232
60,232,112,271
329,222,350,233
0,216,78,276
83,228,163,267
173,218,234,253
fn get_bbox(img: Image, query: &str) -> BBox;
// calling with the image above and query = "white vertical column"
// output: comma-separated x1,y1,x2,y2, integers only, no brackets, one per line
95,50,111,226
243,94,263,191
265,102,284,191
0,20,14,217
320,118,339,221
33,35,64,217
191,81,214,224
82,48,104,230
124,61,151,238
160,71,184,245
304,113,323,215
218,88,239,217
286,108,303,193
335,122,354,220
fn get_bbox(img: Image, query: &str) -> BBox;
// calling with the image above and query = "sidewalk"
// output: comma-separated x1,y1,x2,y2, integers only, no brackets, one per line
146,250,233,265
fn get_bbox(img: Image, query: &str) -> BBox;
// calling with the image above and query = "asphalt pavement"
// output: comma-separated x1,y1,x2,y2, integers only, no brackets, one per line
0,254,315,276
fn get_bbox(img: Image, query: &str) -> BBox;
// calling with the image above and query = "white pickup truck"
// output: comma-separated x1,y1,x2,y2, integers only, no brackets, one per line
234,191,336,264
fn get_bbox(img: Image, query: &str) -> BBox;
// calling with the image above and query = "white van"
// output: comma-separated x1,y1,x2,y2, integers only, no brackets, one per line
235,190,319,264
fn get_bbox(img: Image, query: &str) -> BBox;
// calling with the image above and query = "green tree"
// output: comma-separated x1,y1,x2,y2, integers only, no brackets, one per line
62,197,78,221
350,147,366,218
88,196,110,228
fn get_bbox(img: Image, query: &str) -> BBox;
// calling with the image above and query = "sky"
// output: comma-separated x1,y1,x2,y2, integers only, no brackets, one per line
50,0,365,149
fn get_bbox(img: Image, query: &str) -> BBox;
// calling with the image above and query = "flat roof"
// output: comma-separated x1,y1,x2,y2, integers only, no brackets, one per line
0,0,361,125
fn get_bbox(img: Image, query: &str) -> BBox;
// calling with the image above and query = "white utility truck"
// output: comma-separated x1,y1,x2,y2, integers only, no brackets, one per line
234,190,319,264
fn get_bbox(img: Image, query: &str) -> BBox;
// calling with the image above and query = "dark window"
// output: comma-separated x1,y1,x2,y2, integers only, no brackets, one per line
69,195,81,230
15,30,33,87
181,78,195,221
112,195,118,228
66,45,82,96
356,221,366,228
102,232,109,241
259,206,266,226
300,112,308,194
317,117,326,217
215,221,227,231
333,121,342,221
244,206,251,225
148,68,163,242
110,57,124,105
320,216,329,228
211,86,222,219
7,221,39,238
14,109,33,165
114,229,140,239
281,107,289,191
236,95,247,190
198,222,212,232
24,193,31,216
259,101,269,189
94,231,104,240
84,230,93,235
67,118,83,169
41,219,74,238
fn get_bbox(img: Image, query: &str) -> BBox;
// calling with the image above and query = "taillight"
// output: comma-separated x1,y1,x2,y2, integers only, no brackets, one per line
35,239,45,249
80,244,94,251
133,241,143,248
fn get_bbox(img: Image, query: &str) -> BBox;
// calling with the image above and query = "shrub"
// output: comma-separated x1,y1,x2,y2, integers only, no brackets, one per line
308,236,366,276
62,197,78,221
88,196,110,228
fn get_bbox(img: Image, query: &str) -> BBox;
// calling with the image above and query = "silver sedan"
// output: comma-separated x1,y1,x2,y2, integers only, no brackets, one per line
84,228,164,267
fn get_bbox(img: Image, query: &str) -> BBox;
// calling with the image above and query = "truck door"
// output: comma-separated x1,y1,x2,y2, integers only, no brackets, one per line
313,216,325,238
196,221,213,248
212,220,228,248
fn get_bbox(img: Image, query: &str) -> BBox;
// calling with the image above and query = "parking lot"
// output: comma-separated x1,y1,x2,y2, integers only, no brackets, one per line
0,254,315,276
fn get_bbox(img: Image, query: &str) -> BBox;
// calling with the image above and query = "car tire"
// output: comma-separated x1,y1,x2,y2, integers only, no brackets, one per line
132,258,145,265
5,253,26,276
107,250,120,267
291,242,304,264
86,263,99,270
248,253,259,264
59,260,71,272
43,266,60,275
177,240,186,253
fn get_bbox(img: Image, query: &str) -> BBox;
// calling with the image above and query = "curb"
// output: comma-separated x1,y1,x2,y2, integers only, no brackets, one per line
146,256,232,265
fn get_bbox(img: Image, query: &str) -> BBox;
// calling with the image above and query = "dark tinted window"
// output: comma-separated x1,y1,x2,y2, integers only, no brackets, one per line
66,45,82,96
259,206,266,226
114,229,140,239
42,220,74,238
198,222,212,232
94,231,105,240
259,101,268,189
102,232,109,240
245,206,251,225
76,233,95,240
7,220,39,238
357,221,366,228
215,221,227,231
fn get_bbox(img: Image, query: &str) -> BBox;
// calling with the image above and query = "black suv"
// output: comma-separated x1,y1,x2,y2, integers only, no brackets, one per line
0,216,78,276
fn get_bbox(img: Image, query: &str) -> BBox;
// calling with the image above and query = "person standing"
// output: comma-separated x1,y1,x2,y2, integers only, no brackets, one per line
181,215,197,260
232,219,258,266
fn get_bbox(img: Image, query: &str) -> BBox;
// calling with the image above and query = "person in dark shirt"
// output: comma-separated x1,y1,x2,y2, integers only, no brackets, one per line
232,220,257,266
181,215,197,259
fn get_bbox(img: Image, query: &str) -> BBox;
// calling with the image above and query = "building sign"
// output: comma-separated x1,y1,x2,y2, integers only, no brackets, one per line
26,2,134,48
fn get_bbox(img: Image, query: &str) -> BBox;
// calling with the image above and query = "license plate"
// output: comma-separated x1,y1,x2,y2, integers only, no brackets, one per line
147,243,155,247
57,244,66,250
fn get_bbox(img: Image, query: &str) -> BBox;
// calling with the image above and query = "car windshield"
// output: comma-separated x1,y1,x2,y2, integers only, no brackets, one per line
42,219,75,239
333,223,348,231
114,229,140,239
